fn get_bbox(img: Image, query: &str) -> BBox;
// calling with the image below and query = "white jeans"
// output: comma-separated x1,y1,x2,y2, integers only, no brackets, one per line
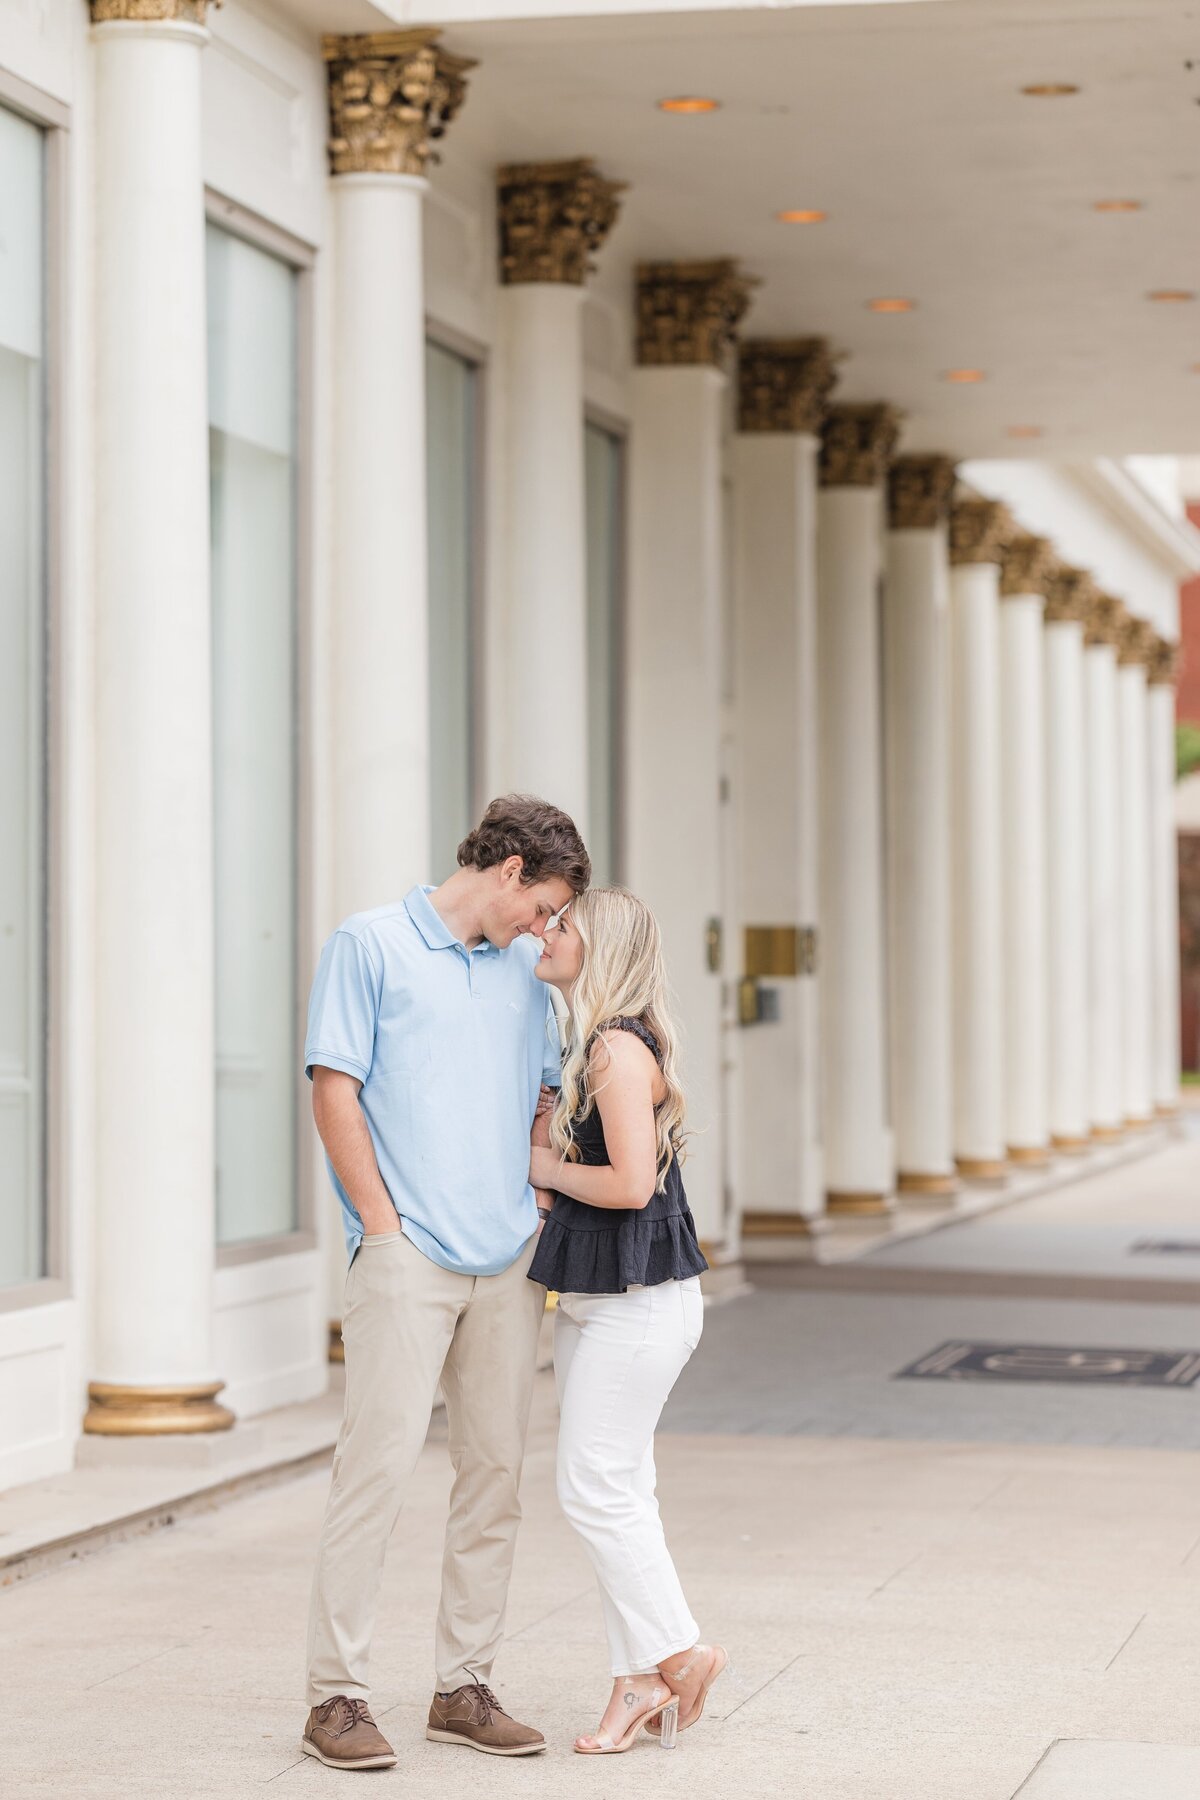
554,1277,704,1676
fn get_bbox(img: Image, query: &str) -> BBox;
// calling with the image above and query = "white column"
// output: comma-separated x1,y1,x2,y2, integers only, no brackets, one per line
999,537,1052,1165
322,35,472,1354
882,457,957,1197
626,362,726,1245
331,172,431,916
1084,595,1125,1139
948,500,1012,1183
1117,618,1155,1126
731,341,833,1230
88,7,228,1432
817,406,898,1213
625,263,753,1253
499,285,587,820
494,161,622,829
1042,572,1091,1152
1148,643,1182,1116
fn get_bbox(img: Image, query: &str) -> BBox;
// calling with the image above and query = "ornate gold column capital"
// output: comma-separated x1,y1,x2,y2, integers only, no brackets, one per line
90,0,219,19
948,496,1013,565
1147,636,1182,686
819,404,900,489
1117,613,1158,668
322,30,474,178
497,159,624,285
737,338,837,434
887,454,957,528
1045,564,1097,623
1084,591,1127,649
635,259,757,369
1000,533,1056,599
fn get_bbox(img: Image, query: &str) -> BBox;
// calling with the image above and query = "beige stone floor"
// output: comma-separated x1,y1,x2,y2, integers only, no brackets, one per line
6,1365,1200,1799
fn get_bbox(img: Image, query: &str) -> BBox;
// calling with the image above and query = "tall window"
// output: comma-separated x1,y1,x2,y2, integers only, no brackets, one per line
425,340,479,879
584,420,624,885
207,223,299,1246
0,108,46,1289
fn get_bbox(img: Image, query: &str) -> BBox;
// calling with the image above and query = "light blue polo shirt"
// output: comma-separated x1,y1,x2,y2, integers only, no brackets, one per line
304,885,562,1276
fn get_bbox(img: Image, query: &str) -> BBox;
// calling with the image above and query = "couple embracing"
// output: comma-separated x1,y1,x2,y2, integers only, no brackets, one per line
301,794,728,1770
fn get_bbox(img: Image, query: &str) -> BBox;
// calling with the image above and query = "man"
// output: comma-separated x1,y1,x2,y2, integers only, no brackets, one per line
301,795,589,1772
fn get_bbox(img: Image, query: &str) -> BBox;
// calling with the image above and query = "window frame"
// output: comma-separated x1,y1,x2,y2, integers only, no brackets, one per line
583,404,629,887
425,316,488,840
205,189,317,1268
0,71,68,1314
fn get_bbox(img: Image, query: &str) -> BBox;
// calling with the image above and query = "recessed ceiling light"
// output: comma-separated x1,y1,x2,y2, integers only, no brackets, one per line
1148,289,1195,302
867,297,916,313
1006,425,1043,438
776,209,827,224
1093,199,1143,213
944,369,986,383
657,96,719,115
1021,83,1079,97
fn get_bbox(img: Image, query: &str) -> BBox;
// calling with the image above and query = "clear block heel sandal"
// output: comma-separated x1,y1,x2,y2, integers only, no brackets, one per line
573,1680,681,1755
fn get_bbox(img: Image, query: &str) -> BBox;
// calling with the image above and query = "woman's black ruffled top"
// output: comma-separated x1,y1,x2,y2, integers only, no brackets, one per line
527,1016,709,1297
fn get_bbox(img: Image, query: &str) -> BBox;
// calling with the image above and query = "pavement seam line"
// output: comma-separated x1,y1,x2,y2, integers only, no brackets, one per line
1007,1736,1062,1798
1103,1611,1147,1672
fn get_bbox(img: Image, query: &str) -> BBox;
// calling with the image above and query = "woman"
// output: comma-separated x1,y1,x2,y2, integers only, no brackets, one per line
528,887,729,1755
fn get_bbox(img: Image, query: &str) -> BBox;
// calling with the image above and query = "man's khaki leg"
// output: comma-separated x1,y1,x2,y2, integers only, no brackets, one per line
434,1238,545,1688
305,1233,465,1706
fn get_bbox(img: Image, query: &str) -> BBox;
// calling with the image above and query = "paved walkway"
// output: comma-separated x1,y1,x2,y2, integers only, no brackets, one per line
6,1130,1200,1799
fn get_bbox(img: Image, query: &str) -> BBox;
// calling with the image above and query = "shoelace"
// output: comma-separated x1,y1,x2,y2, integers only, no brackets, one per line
469,1680,503,1724
323,1698,373,1737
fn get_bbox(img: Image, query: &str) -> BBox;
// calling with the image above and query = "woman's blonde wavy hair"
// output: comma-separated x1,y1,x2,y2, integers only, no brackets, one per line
549,886,687,1191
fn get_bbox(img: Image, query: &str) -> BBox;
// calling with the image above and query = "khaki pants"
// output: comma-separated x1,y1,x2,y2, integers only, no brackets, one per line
305,1228,546,1704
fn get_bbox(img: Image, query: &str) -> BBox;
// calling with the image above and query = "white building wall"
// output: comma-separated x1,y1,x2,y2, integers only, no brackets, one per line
0,3,1195,1488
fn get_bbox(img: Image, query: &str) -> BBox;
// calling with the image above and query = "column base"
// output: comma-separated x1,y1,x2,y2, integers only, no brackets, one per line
1123,1113,1156,1131
83,1380,234,1437
825,1191,893,1217
740,1212,826,1238
897,1171,959,1196
955,1156,1008,1185
1051,1132,1091,1155
1090,1123,1124,1142
1006,1143,1052,1168
1155,1102,1179,1119
328,1320,345,1365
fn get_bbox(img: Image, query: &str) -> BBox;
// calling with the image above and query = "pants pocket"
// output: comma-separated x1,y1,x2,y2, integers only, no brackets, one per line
680,1280,705,1353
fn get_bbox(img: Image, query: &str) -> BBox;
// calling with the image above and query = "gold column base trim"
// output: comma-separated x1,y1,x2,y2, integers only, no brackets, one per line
955,1156,1008,1183
1051,1133,1090,1154
83,1380,234,1437
741,1211,821,1237
1090,1124,1124,1142
328,1320,345,1365
1123,1113,1156,1131
1006,1144,1052,1167
1155,1102,1179,1119
826,1191,891,1217
897,1171,959,1196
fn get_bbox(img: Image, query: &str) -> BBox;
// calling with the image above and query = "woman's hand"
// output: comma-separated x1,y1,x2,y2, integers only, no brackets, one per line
530,1146,561,1191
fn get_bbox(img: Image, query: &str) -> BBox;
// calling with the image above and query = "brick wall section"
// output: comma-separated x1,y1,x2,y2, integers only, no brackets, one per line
1179,502,1200,723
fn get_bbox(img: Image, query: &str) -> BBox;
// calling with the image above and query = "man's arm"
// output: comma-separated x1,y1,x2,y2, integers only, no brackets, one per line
531,1084,557,1223
312,1066,400,1236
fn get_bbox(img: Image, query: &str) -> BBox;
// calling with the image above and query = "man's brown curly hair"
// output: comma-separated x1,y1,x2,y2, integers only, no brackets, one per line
457,795,590,894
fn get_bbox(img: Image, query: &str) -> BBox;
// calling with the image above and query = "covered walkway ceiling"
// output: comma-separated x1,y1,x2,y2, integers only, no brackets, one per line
433,0,1199,459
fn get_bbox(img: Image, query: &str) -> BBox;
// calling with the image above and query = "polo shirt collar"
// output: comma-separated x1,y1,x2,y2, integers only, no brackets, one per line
405,885,459,951
404,884,500,956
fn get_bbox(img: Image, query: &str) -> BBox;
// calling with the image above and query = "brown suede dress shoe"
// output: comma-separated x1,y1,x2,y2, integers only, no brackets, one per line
426,1680,545,1756
302,1697,397,1770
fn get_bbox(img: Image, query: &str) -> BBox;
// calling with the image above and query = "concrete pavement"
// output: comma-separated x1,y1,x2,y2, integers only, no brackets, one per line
6,1130,1200,1798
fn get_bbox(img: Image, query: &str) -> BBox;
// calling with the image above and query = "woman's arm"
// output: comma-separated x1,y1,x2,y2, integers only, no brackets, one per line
529,1030,660,1210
